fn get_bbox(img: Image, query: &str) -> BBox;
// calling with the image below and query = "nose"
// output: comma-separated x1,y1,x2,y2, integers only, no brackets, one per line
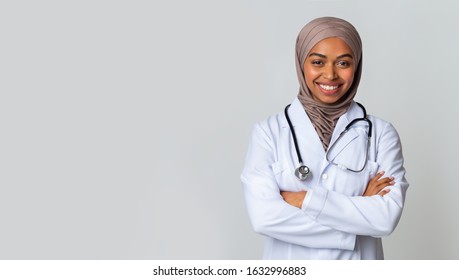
323,65,338,80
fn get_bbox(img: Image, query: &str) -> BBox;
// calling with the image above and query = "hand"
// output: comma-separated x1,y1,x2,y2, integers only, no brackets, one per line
280,191,307,209
363,171,394,196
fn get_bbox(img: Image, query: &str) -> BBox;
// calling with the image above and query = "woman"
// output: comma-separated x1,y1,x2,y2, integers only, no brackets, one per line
241,17,409,260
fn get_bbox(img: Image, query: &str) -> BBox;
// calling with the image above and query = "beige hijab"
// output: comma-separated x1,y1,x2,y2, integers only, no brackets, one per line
296,17,363,150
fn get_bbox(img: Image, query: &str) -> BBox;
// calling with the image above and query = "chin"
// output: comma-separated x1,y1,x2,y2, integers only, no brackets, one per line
316,95,344,104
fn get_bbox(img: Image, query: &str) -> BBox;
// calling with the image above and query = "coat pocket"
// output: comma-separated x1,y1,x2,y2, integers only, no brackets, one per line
365,160,379,180
325,160,379,195
271,161,298,192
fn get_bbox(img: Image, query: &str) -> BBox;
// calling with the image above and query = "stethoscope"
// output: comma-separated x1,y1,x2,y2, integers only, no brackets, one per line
284,102,372,181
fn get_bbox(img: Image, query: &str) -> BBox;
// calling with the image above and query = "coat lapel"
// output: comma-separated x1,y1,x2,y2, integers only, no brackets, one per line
327,102,370,164
285,98,326,159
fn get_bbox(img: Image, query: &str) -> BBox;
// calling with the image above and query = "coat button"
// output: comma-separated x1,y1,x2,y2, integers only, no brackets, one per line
322,174,328,180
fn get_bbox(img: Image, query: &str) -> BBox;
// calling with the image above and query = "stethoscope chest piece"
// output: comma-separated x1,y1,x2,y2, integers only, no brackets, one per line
295,165,310,181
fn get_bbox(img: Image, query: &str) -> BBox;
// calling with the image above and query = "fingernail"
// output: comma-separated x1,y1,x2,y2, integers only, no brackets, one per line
379,171,385,175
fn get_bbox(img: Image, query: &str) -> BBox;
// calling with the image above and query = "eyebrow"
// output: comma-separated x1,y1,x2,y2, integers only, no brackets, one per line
308,53,354,59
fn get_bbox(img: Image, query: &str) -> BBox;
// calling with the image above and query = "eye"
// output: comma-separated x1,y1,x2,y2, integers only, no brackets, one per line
337,60,352,68
311,60,324,66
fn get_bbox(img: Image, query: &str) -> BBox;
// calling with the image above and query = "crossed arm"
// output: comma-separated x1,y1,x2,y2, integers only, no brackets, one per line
242,121,408,246
281,171,394,208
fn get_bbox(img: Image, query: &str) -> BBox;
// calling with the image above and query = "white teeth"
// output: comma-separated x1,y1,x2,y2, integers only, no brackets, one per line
319,84,339,90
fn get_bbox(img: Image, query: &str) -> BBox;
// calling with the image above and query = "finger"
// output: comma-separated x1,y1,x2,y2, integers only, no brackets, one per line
375,177,395,187
370,171,385,183
372,180,394,194
373,185,387,194
379,189,391,196
380,175,394,182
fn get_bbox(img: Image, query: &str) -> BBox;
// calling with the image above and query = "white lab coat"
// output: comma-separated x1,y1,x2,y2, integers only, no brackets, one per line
241,97,409,259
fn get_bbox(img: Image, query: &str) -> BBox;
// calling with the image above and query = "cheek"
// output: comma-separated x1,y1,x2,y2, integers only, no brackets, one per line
341,70,355,86
304,67,319,85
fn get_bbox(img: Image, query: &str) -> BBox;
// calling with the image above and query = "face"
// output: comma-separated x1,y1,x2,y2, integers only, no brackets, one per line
303,37,355,104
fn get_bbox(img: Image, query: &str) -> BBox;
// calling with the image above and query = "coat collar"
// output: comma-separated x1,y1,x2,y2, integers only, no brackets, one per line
329,101,364,145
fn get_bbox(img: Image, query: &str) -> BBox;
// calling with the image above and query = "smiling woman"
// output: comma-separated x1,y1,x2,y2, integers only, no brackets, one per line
241,17,409,260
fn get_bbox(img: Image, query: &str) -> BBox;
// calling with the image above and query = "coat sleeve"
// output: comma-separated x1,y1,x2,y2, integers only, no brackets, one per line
241,122,356,250
303,122,409,237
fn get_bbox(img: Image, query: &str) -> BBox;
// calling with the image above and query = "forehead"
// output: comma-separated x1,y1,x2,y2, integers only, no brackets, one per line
308,37,353,57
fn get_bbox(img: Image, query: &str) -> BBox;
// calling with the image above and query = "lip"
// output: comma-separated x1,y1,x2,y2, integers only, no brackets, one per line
316,82,342,95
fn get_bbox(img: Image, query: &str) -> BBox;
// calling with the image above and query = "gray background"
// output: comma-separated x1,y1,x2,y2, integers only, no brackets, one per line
1,0,458,259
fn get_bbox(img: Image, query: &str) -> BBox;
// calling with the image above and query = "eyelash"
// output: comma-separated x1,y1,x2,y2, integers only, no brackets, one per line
312,60,324,65
337,61,350,67
311,60,351,67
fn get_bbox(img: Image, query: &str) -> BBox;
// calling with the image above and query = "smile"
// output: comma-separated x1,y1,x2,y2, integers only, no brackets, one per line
318,84,340,91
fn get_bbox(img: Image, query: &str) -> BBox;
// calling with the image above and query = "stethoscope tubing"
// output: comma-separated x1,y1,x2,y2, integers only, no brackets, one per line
284,102,372,180
284,104,304,165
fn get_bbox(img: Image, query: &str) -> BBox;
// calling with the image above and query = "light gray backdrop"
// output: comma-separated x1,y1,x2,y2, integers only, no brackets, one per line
1,0,458,259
